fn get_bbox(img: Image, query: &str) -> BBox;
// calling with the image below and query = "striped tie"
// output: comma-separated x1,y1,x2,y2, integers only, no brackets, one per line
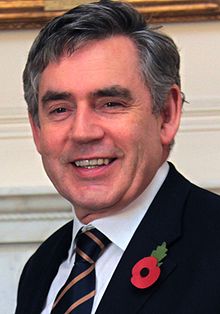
51,228,111,314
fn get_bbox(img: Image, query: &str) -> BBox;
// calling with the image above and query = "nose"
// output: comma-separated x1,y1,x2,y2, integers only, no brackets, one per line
69,106,105,144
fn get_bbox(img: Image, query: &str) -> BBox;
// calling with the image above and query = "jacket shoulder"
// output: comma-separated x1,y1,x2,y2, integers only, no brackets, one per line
24,219,73,273
15,220,73,313
189,183,220,213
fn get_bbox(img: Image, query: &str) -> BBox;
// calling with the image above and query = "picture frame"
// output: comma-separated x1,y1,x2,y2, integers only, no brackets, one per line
0,0,220,30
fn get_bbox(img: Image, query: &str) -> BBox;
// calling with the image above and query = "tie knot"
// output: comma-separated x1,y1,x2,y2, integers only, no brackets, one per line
75,228,111,264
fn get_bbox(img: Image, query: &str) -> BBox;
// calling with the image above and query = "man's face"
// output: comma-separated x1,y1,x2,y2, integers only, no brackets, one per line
31,36,178,223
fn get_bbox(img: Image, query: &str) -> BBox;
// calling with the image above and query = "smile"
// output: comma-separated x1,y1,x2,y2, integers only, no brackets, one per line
74,158,114,169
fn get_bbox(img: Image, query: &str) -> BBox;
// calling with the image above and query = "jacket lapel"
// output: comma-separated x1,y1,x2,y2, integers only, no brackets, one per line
29,221,73,314
96,164,191,314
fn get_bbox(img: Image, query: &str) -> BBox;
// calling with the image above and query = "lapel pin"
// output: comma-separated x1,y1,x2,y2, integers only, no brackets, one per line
131,242,168,289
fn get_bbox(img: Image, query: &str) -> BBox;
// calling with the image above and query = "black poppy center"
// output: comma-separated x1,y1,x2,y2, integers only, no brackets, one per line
140,267,149,277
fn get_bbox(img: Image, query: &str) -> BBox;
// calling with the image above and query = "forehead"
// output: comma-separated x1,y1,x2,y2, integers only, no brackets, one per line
41,36,140,75
38,36,146,99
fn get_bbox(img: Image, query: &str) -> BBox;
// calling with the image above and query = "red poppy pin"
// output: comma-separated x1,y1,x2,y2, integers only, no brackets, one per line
131,242,168,289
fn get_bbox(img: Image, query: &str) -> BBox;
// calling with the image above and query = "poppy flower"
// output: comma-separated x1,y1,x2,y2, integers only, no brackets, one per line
130,242,168,289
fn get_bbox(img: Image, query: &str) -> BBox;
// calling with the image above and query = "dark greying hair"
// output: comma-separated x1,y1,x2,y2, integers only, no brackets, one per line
23,0,183,124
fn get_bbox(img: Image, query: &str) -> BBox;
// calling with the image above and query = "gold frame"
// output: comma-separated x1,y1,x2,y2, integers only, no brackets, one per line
0,0,220,30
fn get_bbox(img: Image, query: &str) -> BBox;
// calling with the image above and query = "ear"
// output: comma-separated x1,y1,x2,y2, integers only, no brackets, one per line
28,113,42,154
160,85,182,146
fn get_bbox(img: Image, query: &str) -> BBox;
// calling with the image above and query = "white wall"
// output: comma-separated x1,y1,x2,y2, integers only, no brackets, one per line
164,22,220,189
0,21,220,313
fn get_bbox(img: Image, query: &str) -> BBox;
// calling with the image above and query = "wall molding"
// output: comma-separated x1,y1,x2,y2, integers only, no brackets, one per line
0,186,71,213
180,98,220,132
0,188,72,244
0,214,72,244
1,98,219,139
0,107,31,139
0,211,72,221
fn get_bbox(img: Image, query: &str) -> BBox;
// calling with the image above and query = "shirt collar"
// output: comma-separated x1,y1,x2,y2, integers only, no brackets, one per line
69,162,169,257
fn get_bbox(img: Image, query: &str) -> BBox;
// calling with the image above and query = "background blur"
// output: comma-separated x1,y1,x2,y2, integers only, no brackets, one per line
0,20,220,313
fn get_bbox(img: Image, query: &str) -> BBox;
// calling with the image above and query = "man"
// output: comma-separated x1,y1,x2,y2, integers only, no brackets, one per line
15,1,220,313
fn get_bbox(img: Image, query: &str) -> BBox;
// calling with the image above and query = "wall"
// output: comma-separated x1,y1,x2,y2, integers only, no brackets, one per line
0,21,220,313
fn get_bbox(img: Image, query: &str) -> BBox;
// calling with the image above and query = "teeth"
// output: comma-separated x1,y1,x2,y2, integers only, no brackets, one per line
75,158,112,168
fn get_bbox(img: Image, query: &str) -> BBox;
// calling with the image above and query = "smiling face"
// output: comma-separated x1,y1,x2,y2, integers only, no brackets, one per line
30,36,181,223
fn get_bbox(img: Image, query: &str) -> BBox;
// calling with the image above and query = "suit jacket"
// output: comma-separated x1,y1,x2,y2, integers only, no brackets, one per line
15,164,220,314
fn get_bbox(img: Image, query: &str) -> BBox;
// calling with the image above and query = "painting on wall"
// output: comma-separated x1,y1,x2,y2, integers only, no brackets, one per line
0,0,220,30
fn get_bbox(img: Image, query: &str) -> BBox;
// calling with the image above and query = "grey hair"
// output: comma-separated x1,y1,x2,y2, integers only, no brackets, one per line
23,0,183,125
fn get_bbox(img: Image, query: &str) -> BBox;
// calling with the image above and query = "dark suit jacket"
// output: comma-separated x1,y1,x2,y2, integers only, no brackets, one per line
15,164,220,313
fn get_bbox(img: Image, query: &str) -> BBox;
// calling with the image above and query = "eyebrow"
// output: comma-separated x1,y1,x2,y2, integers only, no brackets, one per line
91,85,133,101
40,85,133,107
41,91,72,107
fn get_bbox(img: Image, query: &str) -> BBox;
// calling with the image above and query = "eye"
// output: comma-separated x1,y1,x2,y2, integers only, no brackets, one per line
48,105,72,121
52,107,67,114
104,102,123,108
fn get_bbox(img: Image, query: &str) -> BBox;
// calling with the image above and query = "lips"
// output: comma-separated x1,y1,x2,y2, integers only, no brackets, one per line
74,158,115,169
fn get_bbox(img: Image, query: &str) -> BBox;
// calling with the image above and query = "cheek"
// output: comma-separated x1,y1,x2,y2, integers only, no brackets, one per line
38,129,63,158
40,136,54,156
118,125,147,174
133,121,162,165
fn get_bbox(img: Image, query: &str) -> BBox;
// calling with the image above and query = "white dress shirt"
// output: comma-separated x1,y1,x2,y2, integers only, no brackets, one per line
41,162,169,314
